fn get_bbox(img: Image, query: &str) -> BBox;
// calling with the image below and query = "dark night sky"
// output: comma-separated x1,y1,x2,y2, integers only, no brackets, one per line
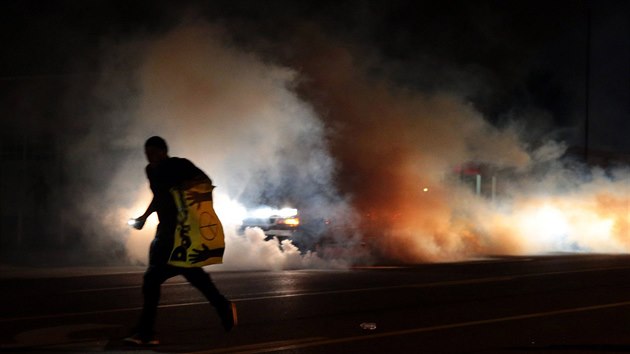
0,0,629,152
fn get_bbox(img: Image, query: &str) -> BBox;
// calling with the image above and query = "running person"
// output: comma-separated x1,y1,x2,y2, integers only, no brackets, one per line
125,136,236,346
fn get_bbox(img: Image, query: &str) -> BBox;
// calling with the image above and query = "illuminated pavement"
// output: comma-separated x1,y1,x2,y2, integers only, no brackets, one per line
2,254,630,353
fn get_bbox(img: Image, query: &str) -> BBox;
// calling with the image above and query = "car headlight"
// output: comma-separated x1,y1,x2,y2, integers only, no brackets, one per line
278,217,300,226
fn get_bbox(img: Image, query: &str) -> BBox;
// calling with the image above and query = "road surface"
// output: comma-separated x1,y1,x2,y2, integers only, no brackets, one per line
2,254,630,353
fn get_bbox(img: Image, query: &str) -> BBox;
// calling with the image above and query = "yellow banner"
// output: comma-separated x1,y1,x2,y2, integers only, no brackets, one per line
168,181,225,267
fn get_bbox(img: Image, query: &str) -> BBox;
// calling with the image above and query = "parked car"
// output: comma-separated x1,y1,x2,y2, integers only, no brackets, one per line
239,207,301,239
239,206,337,252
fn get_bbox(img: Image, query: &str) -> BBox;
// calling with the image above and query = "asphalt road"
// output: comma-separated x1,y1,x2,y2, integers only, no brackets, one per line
2,254,630,353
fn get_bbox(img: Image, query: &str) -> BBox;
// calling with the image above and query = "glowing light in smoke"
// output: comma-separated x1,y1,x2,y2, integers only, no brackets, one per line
114,190,159,264
213,193,247,226
517,204,569,251
498,190,628,255
248,207,298,218
278,216,300,226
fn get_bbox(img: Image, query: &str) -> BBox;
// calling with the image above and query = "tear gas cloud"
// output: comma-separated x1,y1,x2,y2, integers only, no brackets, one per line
290,33,628,262
75,22,627,268
101,24,359,269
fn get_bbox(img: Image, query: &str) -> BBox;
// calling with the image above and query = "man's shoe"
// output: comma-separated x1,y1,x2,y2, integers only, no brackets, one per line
221,301,238,332
123,333,159,346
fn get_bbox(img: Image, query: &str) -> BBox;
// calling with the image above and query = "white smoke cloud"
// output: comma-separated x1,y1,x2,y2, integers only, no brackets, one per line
96,23,355,269
214,228,349,271
71,19,628,268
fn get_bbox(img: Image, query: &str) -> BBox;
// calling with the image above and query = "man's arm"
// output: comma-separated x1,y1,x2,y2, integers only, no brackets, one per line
131,197,156,230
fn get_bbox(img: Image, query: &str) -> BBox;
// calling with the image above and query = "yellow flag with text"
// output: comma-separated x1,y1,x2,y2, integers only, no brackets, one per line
168,181,225,267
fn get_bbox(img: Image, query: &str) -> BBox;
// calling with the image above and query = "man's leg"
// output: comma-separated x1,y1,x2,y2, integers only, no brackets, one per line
136,265,177,339
182,267,237,331
134,225,177,340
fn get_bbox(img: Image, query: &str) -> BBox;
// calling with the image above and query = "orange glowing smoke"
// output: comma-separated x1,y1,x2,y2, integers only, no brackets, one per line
486,186,630,255
355,173,629,262
289,28,628,262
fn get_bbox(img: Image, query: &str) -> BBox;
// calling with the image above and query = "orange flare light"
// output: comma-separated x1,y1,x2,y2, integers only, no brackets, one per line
279,217,300,226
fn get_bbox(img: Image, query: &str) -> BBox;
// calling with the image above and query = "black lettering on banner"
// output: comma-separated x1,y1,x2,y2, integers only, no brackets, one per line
170,189,192,262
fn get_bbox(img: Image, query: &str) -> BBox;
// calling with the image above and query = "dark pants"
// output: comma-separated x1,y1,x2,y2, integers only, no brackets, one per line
137,264,229,337
137,226,229,337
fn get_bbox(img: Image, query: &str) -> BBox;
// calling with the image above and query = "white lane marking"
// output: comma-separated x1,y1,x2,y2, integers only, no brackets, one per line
203,300,630,353
61,264,630,295
67,281,189,293
0,267,145,280
62,264,630,294
3,265,630,323
0,306,145,323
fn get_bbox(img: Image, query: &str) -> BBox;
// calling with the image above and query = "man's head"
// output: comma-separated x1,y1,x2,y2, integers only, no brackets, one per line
144,136,169,165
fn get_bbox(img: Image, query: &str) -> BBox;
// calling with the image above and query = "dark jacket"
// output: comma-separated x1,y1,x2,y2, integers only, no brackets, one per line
146,157,209,264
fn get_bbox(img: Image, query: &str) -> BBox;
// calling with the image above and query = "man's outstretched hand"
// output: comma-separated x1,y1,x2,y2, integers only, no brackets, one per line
128,217,146,230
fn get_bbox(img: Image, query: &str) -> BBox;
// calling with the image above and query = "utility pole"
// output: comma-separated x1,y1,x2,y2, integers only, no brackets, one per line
584,3,591,163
